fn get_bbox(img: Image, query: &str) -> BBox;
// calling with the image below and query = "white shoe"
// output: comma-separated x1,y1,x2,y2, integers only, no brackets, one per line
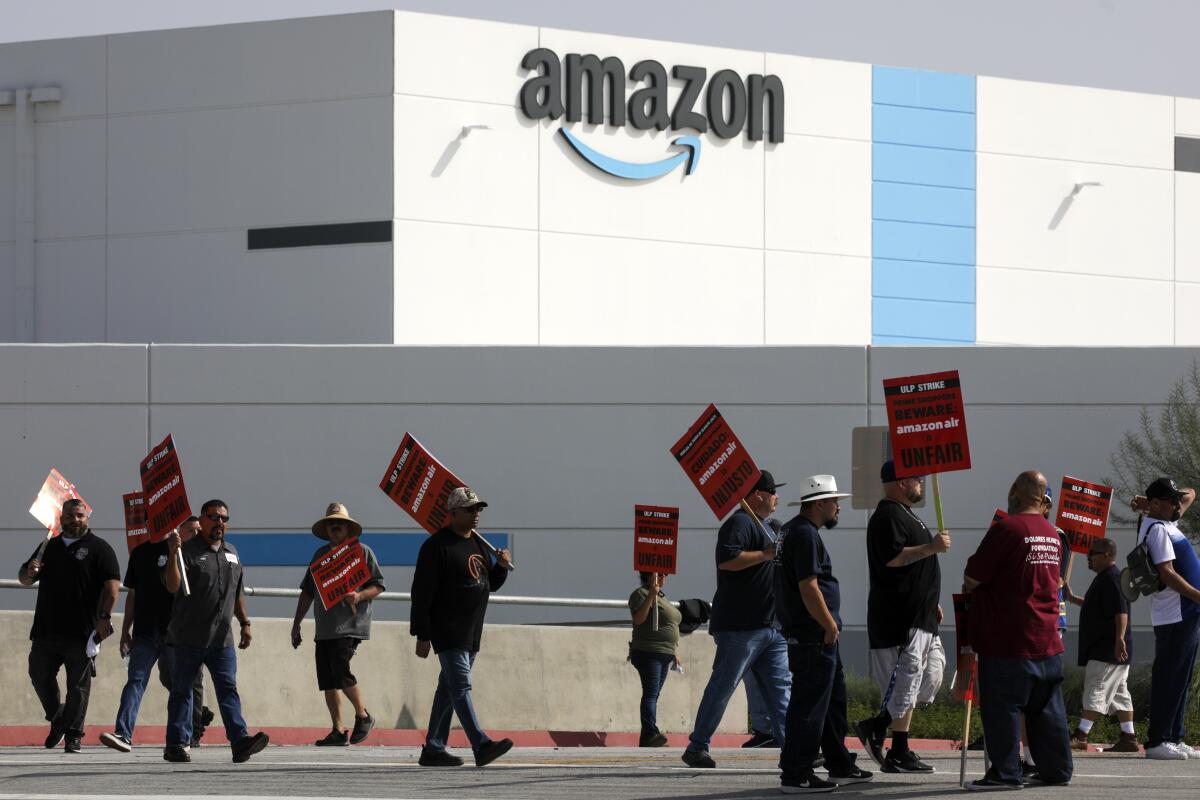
1145,742,1188,760
1176,742,1198,758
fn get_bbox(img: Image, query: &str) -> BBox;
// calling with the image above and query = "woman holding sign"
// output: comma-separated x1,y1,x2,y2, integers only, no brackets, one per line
628,572,682,747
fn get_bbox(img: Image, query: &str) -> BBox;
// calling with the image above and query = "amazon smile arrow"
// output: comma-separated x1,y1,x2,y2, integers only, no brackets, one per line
558,128,701,180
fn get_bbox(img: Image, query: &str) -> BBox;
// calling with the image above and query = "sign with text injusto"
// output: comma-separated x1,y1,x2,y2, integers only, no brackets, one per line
1055,476,1113,555
139,435,191,542
670,404,761,520
122,492,150,554
882,370,971,478
634,505,680,574
309,537,370,611
379,433,464,534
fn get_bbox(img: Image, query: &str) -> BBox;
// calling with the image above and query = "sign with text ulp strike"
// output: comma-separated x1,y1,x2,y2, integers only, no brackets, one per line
309,537,370,610
1055,476,1113,555
29,469,91,537
670,404,762,520
634,505,680,574
379,433,464,534
122,492,150,554
883,370,971,478
139,434,191,541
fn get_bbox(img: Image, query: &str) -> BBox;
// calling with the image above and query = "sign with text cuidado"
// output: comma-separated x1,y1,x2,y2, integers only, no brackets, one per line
670,404,761,520
883,370,971,479
309,536,370,611
379,433,465,534
139,435,191,542
634,505,679,574
29,469,91,537
122,492,150,554
1055,476,1113,556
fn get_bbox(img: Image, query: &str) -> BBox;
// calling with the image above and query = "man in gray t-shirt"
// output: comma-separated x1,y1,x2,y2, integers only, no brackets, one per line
291,502,385,746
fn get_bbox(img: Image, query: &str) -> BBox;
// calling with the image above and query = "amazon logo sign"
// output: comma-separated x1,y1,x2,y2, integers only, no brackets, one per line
519,49,784,181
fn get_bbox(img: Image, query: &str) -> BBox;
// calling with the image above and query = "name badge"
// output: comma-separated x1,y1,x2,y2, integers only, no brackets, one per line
224,552,239,564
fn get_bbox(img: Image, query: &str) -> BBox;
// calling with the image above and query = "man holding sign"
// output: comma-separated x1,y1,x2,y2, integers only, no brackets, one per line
291,503,385,747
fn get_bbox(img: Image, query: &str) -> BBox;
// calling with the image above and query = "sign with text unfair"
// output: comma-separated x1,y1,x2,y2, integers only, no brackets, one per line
309,537,370,611
670,404,761,520
1055,477,1113,556
634,505,679,574
379,433,465,534
883,370,971,479
139,435,192,542
122,492,150,554
29,469,91,538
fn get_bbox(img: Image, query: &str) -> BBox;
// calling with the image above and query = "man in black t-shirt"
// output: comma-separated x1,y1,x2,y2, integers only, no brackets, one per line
1065,538,1137,753
18,499,121,753
854,461,950,774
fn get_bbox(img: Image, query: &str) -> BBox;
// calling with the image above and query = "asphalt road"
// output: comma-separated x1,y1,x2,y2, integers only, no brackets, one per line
0,745,1195,799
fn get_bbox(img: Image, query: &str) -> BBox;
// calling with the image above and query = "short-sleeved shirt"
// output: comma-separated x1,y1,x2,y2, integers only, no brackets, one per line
22,530,120,642
964,513,1064,659
124,540,174,639
165,537,244,649
300,542,386,640
709,508,777,632
1142,516,1200,626
628,587,682,655
866,499,941,648
1078,564,1132,666
776,515,841,644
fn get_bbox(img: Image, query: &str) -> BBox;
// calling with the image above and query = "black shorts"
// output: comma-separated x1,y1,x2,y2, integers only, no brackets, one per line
314,637,360,691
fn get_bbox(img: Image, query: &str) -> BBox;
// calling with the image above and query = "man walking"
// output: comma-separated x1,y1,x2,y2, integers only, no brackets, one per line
855,461,949,774
1064,537,1137,753
162,499,269,763
18,499,121,753
291,502,385,746
682,471,791,769
963,471,1072,790
777,475,872,793
410,487,514,768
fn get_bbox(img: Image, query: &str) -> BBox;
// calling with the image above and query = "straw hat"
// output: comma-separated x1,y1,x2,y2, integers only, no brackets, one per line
312,502,363,540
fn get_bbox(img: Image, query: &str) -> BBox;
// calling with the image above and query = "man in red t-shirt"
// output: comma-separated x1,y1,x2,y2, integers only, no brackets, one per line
962,471,1073,790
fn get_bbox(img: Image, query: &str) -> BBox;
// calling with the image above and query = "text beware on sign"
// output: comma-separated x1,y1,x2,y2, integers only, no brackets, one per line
882,370,971,479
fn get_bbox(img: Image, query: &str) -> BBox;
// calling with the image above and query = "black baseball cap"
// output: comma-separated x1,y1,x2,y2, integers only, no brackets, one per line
1146,477,1185,502
751,470,786,494
881,460,923,483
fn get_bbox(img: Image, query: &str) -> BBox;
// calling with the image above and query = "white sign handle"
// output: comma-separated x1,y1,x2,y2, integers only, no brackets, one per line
472,529,515,571
175,531,191,596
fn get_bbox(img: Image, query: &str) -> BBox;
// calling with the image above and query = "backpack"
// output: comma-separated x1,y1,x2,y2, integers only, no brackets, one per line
1121,515,1165,601
677,598,711,635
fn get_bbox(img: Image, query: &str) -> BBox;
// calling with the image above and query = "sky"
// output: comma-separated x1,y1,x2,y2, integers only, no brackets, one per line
3,0,1197,99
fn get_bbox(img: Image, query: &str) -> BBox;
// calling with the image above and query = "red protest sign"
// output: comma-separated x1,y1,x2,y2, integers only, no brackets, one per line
29,469,91,537
882,370,971,478
991,508,1007,526
670,404,761,520
139,435,191,542
379,433,464,534
1055,476,1113,555
634,505,680,574
122,492,150,554
309,537,371,610
952,593,978,702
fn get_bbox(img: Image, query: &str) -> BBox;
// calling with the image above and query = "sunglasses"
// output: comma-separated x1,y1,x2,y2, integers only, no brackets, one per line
205,513,230,523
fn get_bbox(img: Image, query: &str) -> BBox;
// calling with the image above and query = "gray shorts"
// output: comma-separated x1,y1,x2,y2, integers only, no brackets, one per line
870,628,946,718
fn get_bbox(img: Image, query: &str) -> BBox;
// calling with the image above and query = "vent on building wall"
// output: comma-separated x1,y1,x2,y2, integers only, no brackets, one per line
247,221,393,250
1176,137,1200,173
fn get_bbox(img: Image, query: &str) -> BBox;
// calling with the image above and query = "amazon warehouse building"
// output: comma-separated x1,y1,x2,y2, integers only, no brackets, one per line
3,10,1200,662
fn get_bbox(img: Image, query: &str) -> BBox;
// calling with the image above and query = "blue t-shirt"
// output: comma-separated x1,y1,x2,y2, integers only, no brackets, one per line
709,508,778,632
776,514,841,643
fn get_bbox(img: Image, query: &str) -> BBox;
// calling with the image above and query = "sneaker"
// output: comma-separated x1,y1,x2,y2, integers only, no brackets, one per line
681,749,716,768
1177,741,1199,758
474,737,513,767
1105,732,1140,753
231,731,269,763
779,775,837,794
639,732,668,748
853,716,887,767
1020,761,1038,779
99,732,132,753
743,730,779,748
192,706,215,745
314,729,349,746
967,735,987,751
1145,742,1188,760
1070,728,1089,752
43,709,66,750
827,764,873,784
163,745,191,763
350,712,375,745
882,748,935,773
965,776,1023,791
63,735,82,754
418,748,465,767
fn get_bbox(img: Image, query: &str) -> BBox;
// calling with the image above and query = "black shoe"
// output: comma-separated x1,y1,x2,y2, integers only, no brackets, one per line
63,735,82,754
163,745,191,763
43,708,66,750
853,716,887,767
474,737,513,767
99,732,133,753
968,735,987,751
639,732,668,747
965,776,1023,791
350,712,375,745
827,764,873,784
743,730,779,748
681,749,716,768
882,748,935,773
418,748,465,767
780,775,838,793
231,731,269,763
192,706,215,745
314,729,349,746
1020,761,1038,780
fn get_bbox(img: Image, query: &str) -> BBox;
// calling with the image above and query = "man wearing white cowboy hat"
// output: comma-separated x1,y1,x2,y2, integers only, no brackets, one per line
777,475,873,793
291,502,386,747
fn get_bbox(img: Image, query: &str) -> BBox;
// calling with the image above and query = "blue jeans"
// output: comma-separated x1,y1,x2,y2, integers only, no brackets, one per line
425,649,491,754
977,654,1072,785
629,650,673,737
780,641,853,780
745,675,772,733
114,635,204,742
166,644,248,747
686,627,791,753
1148,616,1200,747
